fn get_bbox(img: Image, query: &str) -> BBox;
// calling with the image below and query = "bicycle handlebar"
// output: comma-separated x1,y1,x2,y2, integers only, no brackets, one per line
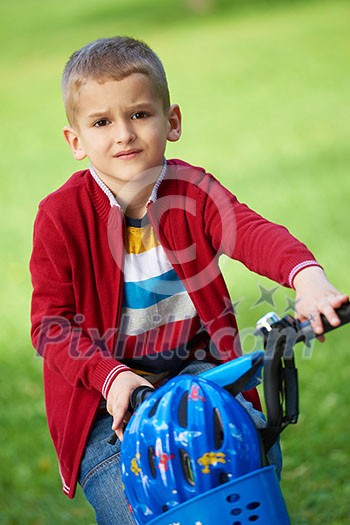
129,385,155,411
262,302,350,445
297,301,350,341
109,302,350,447
108,386,155,445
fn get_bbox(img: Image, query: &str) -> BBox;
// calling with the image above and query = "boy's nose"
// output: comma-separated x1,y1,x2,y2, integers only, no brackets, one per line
115,122,136,145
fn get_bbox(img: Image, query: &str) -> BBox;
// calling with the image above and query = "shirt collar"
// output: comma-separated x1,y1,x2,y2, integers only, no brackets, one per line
89,159,167,209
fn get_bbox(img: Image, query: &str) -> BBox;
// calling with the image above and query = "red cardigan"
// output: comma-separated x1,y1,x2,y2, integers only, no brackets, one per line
30,159,319,497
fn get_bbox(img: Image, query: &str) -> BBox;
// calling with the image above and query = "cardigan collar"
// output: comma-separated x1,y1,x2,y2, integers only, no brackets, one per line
89,165,120,208
89,159,167,215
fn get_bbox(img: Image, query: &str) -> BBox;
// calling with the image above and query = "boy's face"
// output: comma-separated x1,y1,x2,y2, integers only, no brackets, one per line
64,73,181,192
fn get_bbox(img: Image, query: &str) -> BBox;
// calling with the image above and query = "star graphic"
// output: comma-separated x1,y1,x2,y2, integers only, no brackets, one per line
282,296,301,315
195,522,203,525
232,297,244,317
308,312,317,322
253,284,279,308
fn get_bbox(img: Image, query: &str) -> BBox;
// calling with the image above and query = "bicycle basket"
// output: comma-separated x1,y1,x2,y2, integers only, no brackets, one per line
147,466,290,525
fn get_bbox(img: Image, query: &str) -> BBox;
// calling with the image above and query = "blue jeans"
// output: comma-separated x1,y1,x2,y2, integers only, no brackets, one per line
78,360,282,524
78,412,136,525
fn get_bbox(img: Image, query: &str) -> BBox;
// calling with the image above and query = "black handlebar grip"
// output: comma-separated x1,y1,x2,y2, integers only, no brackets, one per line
129,385,155,411
320,301,350,334
296,301,350,343
108,386,155,445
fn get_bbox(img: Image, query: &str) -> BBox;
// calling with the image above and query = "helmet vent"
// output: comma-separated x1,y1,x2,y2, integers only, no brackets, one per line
219,471,229,484
213,408,224,449
178,391,189,428
180,449,195,486
149,398,162,418
147,446,157,478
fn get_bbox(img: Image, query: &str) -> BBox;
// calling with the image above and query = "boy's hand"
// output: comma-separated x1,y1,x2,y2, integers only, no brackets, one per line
106,371,154,441
293,266,349,339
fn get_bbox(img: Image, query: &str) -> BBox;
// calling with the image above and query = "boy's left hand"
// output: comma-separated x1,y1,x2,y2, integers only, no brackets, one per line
292,266,349,340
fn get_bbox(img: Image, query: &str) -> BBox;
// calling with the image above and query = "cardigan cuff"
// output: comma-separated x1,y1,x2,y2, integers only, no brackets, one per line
288,260,323,289
92,360,131,399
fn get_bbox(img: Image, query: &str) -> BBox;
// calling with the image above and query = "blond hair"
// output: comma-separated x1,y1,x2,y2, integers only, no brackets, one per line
62,36,170,126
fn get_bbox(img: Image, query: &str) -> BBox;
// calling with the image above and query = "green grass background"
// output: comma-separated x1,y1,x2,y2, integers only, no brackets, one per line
0,0,349,523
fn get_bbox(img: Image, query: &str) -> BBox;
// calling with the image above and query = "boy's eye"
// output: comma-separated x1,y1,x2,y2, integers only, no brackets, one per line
93,119,110,127
131,111,149,120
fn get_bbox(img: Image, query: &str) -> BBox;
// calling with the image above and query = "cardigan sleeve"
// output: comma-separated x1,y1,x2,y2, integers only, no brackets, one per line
30,206,130,398
201,174,321,288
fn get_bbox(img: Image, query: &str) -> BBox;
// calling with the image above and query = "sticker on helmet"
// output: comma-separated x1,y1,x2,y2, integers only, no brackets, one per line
156,451,175,471
131,453,141,476
188,384,206,402
197,451,226,473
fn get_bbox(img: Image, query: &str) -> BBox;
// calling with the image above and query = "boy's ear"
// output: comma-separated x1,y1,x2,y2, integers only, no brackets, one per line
63,126,87,160
167,104,182,142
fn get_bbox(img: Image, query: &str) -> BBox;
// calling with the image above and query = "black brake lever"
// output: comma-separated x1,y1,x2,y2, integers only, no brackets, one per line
258,301,350,452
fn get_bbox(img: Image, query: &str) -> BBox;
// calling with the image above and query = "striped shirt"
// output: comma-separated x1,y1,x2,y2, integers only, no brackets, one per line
115,215,204,380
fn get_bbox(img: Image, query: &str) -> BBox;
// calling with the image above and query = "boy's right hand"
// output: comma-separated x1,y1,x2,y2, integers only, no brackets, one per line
106,371,154,442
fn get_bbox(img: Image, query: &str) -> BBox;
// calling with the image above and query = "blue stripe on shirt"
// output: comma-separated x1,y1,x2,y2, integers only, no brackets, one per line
122,268,186,309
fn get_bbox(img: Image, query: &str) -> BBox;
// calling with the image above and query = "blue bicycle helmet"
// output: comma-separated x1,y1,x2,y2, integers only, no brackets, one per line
121,375,262,525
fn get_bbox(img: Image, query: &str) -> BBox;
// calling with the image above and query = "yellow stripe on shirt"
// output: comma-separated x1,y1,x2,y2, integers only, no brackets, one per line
125,223,161,255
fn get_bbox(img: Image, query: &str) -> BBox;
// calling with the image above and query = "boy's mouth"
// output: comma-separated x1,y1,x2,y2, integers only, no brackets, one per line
114,149,142,160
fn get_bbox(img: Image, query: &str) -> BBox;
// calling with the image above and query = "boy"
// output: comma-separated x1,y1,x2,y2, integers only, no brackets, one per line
30,37,347,524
